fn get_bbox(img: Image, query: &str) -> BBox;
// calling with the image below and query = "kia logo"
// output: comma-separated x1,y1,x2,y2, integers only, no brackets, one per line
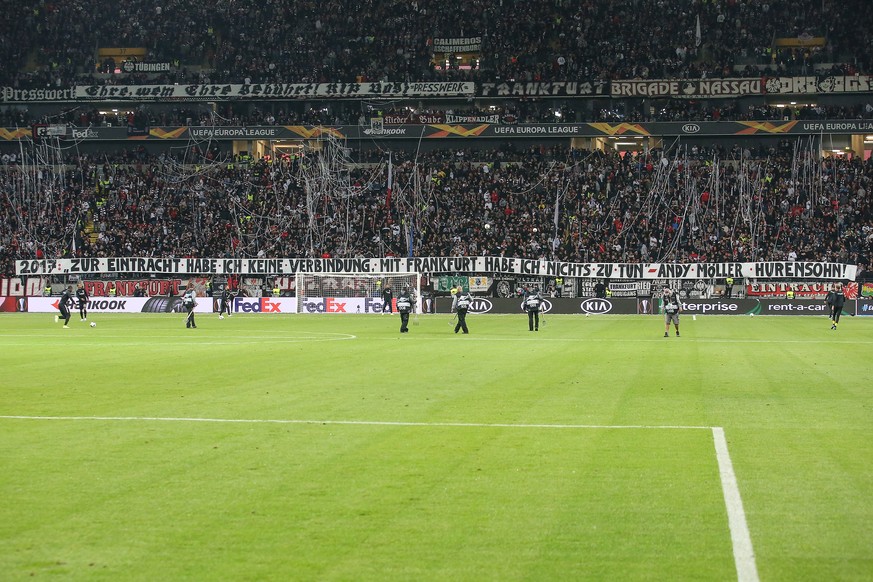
518,299,553,313
580,298,613,314
469,298,493,313
682,124,701,133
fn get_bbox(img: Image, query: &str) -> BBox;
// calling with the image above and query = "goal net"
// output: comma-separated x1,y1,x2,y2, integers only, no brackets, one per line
295,273,422,314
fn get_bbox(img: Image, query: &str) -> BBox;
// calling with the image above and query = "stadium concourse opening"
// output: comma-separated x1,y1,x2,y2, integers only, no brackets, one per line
234,139,306,163
585,136,661,155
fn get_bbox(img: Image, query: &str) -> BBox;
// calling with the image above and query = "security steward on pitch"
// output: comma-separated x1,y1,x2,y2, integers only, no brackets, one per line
452,286,472,334
524,285,544,331
396,286,413,333
183,285,198,328
663,287,681,337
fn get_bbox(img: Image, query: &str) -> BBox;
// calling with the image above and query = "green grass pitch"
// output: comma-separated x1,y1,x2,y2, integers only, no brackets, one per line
1,312,871,581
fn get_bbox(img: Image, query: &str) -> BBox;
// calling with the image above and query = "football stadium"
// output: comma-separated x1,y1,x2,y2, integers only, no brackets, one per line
1,1,872,580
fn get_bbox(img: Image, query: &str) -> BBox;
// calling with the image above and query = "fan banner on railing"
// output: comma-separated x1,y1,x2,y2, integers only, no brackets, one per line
16,257,857,280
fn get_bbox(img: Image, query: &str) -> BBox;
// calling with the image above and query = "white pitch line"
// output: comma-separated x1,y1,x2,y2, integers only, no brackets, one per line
0,415,712,430
712,427,760,582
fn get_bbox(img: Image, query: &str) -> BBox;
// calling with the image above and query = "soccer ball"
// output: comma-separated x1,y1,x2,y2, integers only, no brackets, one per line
219,315,225,320
90,322,96,327
484,223,491,230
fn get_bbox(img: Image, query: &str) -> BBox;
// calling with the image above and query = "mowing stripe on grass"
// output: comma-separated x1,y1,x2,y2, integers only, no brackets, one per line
712,426,760,582
0,415,710,430
1,414,758,582
451,337,873,344
0,333,358,343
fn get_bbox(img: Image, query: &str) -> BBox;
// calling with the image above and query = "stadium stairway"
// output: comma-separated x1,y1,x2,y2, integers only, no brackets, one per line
83,219,99,244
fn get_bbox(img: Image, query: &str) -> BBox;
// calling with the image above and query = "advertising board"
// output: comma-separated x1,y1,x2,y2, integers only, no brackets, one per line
431,298,858,316
297,297,421,314
26,296,213,313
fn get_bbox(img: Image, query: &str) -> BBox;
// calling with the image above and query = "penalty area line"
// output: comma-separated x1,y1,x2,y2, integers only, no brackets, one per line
712,426,760,582
1,415,755,581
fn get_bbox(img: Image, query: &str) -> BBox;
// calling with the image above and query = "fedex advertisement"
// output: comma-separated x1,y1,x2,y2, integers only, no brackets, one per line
231,297,297,313
298,296,421,314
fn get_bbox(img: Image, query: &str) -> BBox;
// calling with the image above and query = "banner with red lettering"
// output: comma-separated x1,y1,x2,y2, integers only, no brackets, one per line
745,281,858,299
81,278,186,297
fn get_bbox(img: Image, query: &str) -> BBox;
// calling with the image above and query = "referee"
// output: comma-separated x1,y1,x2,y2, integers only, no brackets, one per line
452,286,472,334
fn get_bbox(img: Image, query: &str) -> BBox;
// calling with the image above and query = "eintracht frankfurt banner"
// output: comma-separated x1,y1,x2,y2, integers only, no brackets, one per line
16,257,857,280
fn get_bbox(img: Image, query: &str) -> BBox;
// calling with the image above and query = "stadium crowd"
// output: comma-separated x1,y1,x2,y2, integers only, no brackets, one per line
2,0,872,89
2,143,870,278
2,1,871,282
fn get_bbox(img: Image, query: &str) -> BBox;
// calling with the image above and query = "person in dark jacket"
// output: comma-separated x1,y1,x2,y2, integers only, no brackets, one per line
75,283,89,321
55,285,74,328
825,284,837,321
381,283,393,315
830,283,846,330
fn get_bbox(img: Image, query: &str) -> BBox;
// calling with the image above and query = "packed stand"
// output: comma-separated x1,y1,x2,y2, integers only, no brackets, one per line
2,1,872,89
2,142,871,278
384,144,871,268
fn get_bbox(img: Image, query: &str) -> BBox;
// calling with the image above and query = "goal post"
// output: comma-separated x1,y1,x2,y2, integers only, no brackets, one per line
295,273,422,314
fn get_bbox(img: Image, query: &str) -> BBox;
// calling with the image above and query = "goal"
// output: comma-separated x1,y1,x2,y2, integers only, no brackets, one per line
295,273,422,314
